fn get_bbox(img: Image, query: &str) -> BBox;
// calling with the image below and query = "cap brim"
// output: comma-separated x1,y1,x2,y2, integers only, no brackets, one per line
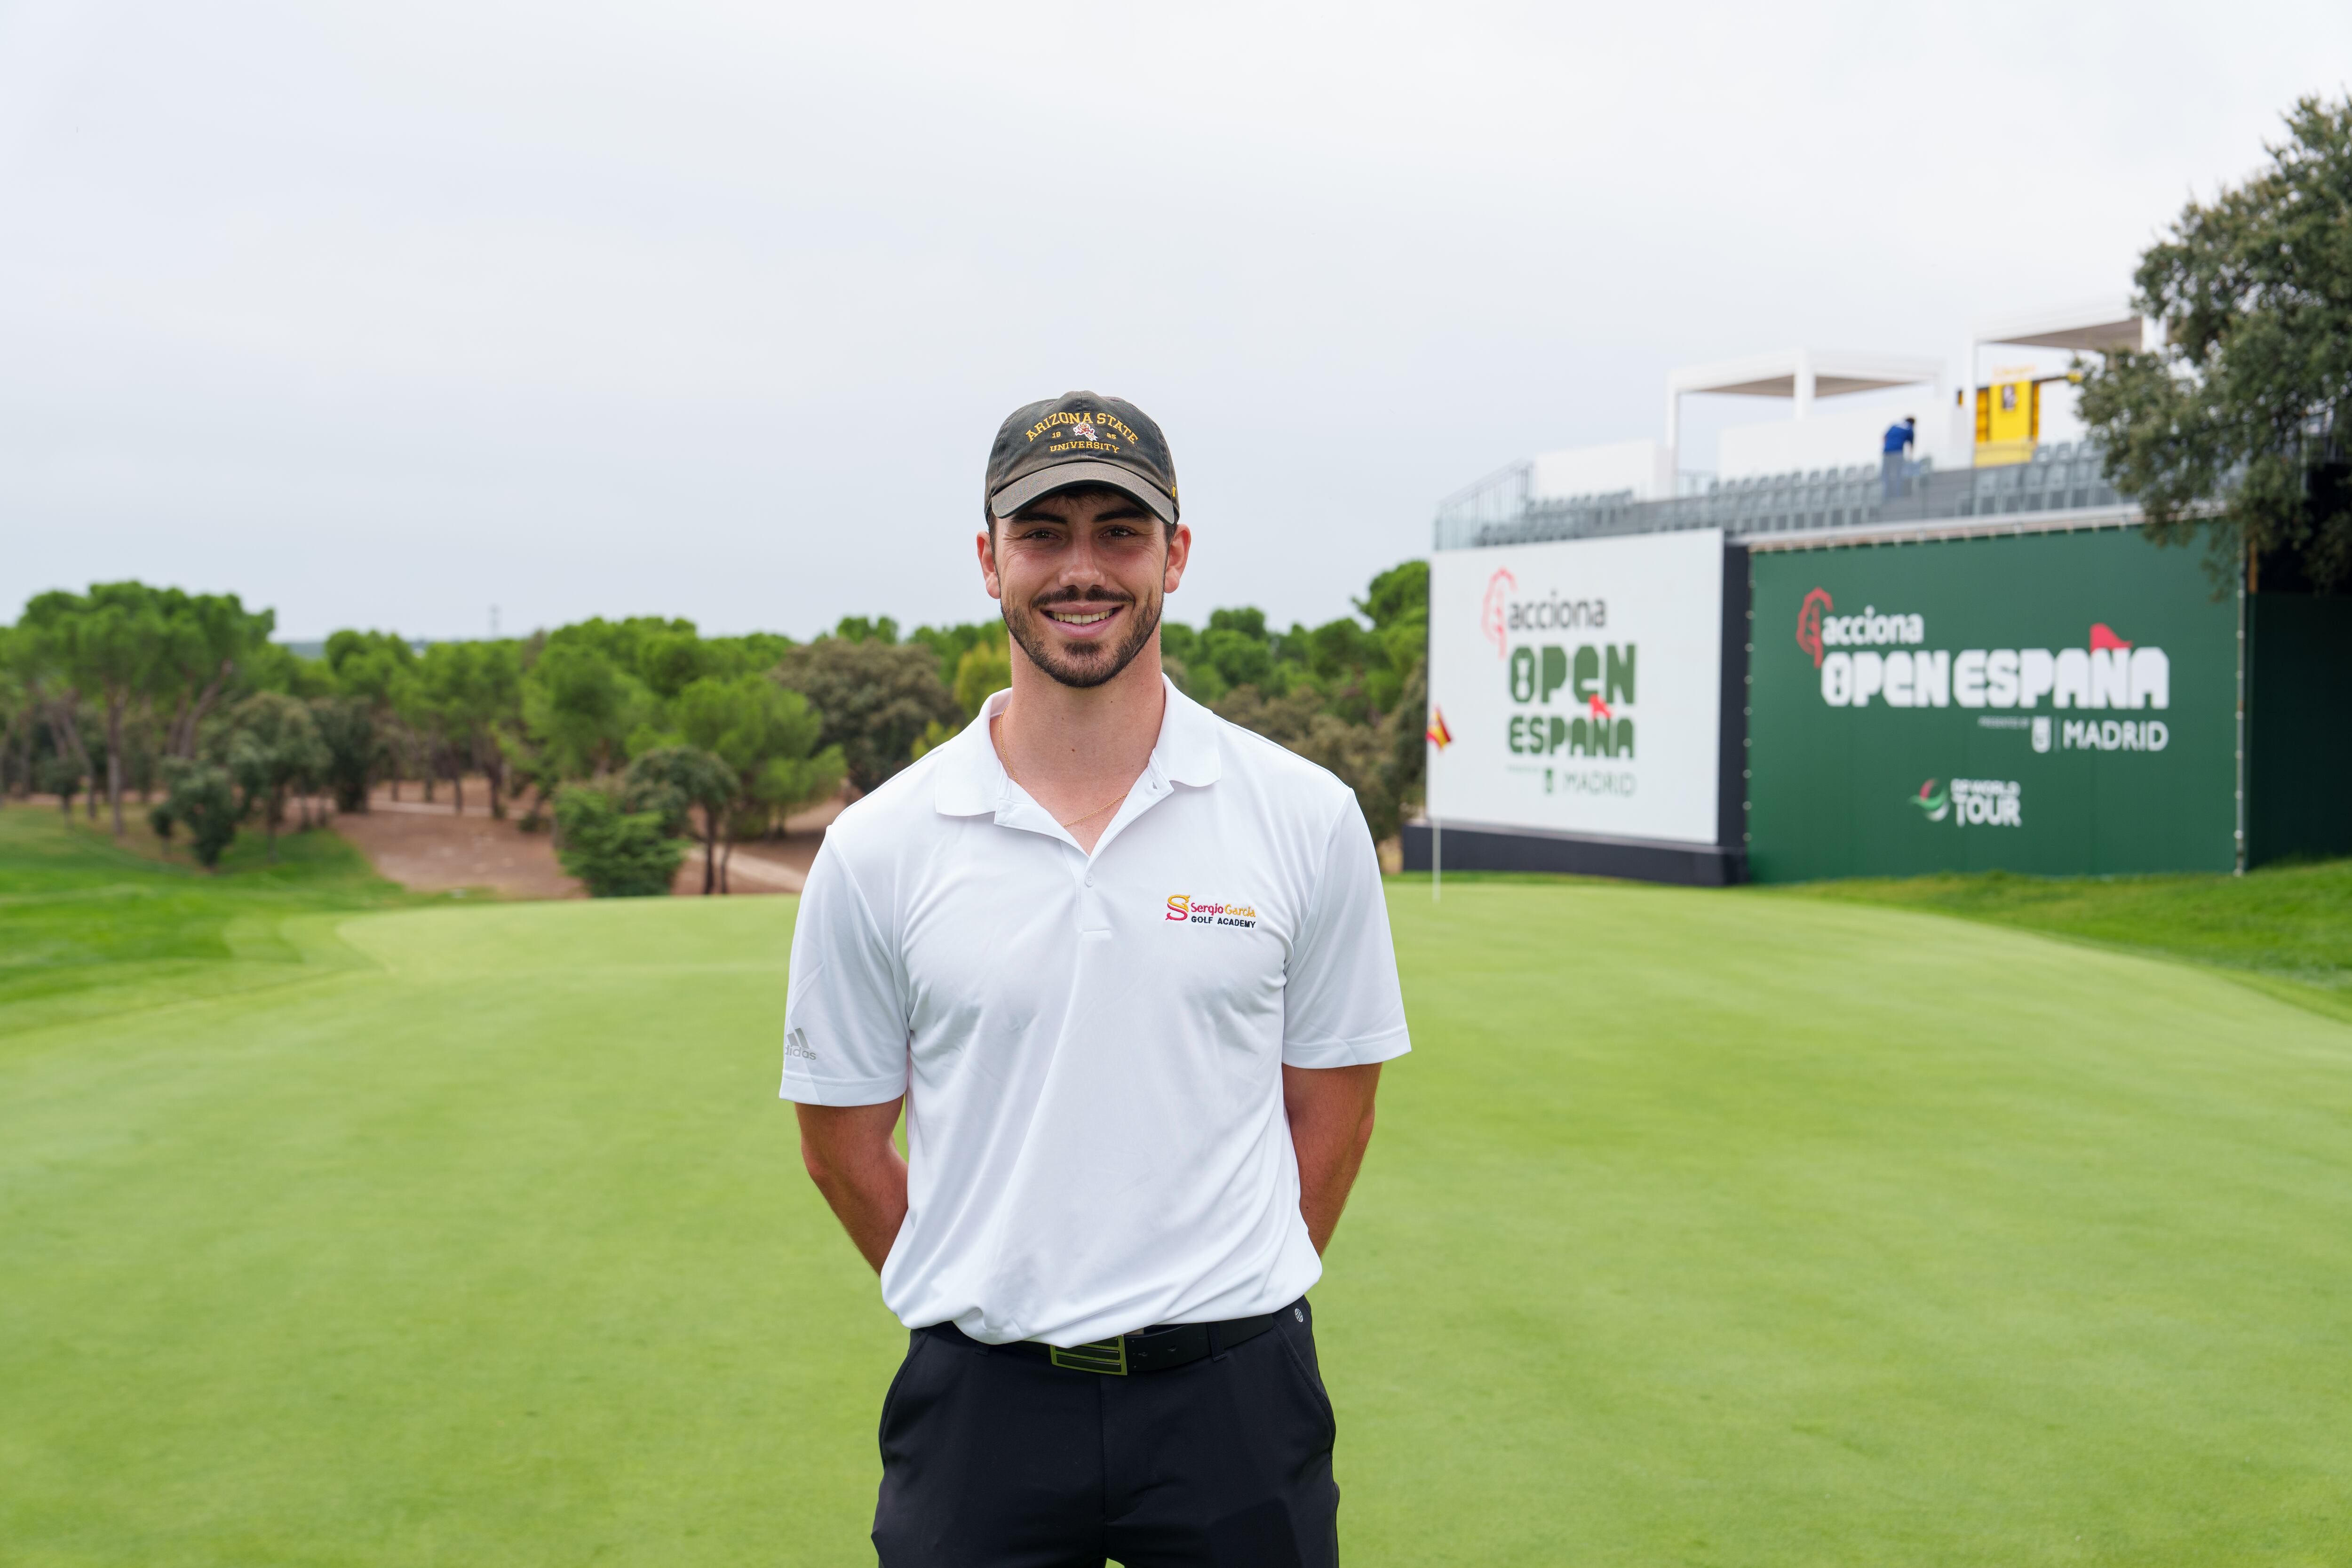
989,461,1178,525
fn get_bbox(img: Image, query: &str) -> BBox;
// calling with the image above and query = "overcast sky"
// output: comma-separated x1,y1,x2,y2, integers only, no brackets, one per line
3,1,2348,641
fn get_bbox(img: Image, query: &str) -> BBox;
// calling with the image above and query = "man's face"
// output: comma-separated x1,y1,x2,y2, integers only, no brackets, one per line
978,486,1191,690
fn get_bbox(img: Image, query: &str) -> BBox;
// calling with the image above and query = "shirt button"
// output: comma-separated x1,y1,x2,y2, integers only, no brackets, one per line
1084,875,1094,887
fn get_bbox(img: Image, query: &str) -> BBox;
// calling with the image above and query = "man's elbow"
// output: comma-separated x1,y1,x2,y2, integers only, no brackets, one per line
798,1130,840,1190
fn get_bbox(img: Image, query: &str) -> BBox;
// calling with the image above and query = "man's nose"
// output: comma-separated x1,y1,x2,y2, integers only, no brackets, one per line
1057,533,1115,588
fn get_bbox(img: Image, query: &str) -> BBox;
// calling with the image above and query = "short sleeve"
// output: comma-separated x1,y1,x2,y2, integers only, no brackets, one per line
1280,798,1412,1069
780,841,910,1106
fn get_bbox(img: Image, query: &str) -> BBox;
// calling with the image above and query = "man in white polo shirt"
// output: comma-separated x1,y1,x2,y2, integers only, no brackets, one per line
782,390,1409,1568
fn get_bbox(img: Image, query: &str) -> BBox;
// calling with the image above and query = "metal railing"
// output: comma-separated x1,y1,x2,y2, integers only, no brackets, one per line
1433,443,2129,551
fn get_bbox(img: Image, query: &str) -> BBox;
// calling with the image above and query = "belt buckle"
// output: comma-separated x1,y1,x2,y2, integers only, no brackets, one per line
1048,1336,1129,1375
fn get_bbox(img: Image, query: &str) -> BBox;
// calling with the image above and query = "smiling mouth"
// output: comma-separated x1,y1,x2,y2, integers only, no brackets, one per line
1041,605,1123,628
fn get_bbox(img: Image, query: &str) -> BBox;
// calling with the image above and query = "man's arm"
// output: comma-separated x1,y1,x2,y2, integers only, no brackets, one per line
796,1098,908,1273
1283,1062,1382,1254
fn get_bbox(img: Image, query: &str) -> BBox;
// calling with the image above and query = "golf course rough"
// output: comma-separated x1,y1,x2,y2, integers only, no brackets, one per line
3,883,2349,1565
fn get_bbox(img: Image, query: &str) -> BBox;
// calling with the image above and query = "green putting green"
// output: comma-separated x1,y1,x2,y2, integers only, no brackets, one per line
4,837,2349,1563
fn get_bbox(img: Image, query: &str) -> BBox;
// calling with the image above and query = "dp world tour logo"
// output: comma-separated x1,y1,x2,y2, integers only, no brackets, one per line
1913,778,2022,826
1480,569,1516,659
1796,588,1832,668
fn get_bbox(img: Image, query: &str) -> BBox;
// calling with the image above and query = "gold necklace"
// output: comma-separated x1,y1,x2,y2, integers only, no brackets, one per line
991,715,1130,830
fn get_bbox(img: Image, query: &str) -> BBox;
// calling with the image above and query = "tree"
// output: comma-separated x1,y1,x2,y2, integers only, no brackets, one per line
1355,558,1428,715
222,692,329,861
909,619,1006,692
635,626,712,700
411,641,522,815
0,625,28,802
521,641,645,781
154,590,275,758
622,745,737,894
14,595,101,823
243,642,333,699
673,674,846,891
324,630,417,705
552,785,687,897
67,583,175,839
773,640,959,794
1202,611,1277,694
324,630,417,805
951,641,1012,721
2079,94,2352,589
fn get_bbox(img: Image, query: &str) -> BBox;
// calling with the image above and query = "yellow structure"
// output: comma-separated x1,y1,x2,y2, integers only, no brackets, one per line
1974,375,2039,467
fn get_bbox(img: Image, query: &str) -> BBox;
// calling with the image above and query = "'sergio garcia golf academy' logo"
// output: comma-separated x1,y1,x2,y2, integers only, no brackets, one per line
1165,895,1258,929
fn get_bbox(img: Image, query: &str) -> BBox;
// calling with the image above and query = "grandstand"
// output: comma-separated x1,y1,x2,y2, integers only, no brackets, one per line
1433,441,2128,551
1437,302,2148,552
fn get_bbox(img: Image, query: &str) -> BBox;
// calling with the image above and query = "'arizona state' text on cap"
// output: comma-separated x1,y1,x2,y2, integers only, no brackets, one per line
985,392,1180,526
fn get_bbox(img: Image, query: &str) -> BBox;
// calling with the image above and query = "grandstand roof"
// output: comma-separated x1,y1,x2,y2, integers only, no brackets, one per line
1972,299,2149,354
1667,350,1945,400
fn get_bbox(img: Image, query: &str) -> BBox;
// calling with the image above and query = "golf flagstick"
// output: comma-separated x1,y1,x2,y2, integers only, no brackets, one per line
1423,703,1452,906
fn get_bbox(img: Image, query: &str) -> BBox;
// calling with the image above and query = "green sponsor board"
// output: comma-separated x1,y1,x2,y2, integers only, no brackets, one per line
1748,528,2238,881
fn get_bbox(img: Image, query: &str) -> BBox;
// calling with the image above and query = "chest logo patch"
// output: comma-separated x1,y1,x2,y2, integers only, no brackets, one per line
1166,894,1258,930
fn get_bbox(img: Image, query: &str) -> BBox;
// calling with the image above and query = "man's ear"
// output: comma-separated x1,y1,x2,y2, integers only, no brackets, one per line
1161,523,1192,595
977,524,1004,602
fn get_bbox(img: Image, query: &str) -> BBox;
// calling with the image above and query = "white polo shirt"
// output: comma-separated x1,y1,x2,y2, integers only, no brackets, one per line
780,677,1410,1347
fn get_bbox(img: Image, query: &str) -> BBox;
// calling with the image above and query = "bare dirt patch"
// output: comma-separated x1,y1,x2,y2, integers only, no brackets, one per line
331,782,846,901
333,789,580,900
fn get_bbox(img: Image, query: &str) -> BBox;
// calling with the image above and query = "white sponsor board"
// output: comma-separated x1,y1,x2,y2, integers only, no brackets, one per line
1427,530,1725,845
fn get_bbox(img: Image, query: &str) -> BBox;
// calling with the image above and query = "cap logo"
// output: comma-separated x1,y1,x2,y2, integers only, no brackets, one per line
1025,408,1140,446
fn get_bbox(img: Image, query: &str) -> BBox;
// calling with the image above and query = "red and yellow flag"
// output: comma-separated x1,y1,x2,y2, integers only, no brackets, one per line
1425,706,1453,750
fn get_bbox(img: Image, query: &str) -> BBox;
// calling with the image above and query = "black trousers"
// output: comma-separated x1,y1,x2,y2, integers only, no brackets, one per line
873,1298,1340,1568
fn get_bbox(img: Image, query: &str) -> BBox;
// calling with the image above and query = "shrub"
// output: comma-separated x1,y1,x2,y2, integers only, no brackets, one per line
161,760,242,869
310,695,378,812
221,691,328,860
552,786,685,897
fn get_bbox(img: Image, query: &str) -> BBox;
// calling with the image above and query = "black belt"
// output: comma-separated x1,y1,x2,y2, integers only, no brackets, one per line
919,1300,1300,1375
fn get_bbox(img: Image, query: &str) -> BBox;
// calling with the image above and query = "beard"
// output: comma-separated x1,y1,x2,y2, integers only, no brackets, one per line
1004,585,1163,690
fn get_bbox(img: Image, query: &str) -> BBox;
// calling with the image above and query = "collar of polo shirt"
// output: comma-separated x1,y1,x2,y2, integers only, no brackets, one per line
931,676,1223,821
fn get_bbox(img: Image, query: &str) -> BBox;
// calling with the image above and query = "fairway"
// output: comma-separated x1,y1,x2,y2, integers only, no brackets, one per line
5,878,2350,1564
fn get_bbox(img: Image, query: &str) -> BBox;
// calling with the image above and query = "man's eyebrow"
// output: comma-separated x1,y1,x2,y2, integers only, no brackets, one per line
1009,502,1153,524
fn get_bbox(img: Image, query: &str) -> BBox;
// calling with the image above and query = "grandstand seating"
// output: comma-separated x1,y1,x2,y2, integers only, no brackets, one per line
1436,442,2130,550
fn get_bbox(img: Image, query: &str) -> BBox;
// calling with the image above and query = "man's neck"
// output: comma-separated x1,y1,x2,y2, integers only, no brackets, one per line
993,638,1167,851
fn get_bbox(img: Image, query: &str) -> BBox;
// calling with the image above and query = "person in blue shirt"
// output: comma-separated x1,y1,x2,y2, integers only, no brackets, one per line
1882,416,1917,501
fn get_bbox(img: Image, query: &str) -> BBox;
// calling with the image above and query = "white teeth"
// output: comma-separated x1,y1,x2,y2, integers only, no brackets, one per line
1048,608,1115,626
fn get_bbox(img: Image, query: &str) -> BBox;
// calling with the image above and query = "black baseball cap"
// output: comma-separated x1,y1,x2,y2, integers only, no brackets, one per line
985,391,1180,526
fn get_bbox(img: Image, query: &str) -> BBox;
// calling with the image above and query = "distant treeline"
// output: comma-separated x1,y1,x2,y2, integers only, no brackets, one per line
0,562,1428,889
